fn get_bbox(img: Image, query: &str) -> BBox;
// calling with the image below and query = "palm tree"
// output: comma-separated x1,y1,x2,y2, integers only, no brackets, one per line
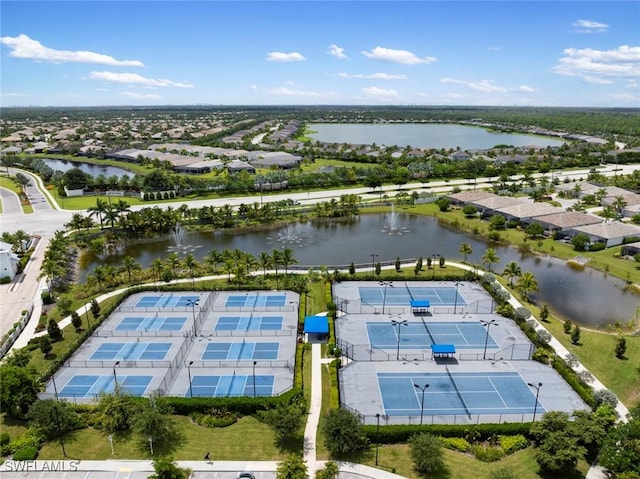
258,251,272,276
459,243,473,262
280,248,298,276
88,265,107,292
612,195,627,216
182,253,199,288
87,198,109,230
481,247,500,272
150,258,164,286
271,248,282,290
502,261,522,287
166,252,180,277
120,256,141,284
204,249,224,274
517,271,539,301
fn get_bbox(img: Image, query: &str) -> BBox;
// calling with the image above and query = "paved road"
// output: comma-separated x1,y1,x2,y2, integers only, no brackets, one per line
0,186,22,214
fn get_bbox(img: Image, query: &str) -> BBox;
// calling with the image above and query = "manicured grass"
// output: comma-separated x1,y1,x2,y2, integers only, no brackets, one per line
369,444,589,479
0,415,29,441
37,415,286,460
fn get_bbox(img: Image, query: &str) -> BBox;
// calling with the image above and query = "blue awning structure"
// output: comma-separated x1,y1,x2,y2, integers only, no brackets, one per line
304,316,329,334
431,344,456,359
410,300,431,308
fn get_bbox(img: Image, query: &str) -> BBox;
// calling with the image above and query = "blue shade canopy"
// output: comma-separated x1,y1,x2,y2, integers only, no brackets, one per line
304,316,329,334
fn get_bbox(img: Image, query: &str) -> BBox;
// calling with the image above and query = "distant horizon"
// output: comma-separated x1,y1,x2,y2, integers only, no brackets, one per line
1,1,638,108
1,104,639,111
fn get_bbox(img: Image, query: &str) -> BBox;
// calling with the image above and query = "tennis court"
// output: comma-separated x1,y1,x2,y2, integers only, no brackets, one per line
135,294,200,308
115,316,187,331
59,374,152,398
188,374,275,397
225,294,287,308
215,315,283,331
359,286,465,306
202,342,279,360
89,342,171,361
378,371,543,416
367,321,497,350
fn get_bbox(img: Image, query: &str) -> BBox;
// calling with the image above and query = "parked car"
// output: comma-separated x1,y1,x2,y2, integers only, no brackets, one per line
237,473,255,479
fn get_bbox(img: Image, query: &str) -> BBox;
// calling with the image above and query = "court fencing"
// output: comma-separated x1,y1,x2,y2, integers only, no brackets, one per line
209,306,297,313
336,339,534,362
94,329,191,338
334,296,495,315
358,412,537,426
202,329,294,338
186,359,292,369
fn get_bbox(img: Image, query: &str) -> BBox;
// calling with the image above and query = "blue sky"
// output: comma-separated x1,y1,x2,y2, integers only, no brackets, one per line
1,1,638,107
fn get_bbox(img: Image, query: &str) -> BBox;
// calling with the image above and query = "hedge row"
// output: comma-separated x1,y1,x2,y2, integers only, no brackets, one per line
156,388,303,416
553,356,595,407
361,422,533,444
329,359,340,410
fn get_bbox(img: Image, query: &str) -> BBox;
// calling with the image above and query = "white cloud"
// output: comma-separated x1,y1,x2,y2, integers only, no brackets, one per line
583,76,614,85
89,71,194,88
553,45,640,81
121,91,162,99
0,34,143,66
338,72,407,80
361,46,436,65
572,19,609,33
327,44,348,60
487,47,501,51
266,86,328,97
1,92,27,97
250,84,259,91
361,86,402,99
441,77,534,94
266,51,305,62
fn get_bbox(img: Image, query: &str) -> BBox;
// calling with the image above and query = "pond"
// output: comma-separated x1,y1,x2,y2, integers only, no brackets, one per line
42,158,134,178
79,212,638,327
307,123,566,150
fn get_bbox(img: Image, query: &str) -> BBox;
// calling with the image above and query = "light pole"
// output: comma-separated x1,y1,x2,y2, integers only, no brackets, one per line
481,319,498,360
148,436,154,456
51,374,59,401
453,281,461,314
53,403,67,457
413,383,430,425
108,434,115,455
187,361,194,398
431,254,440,279
85,302,92,330
375,413,381,465
391,319,408,360
253,360,257,398
112,361,120,385
370,253,379,274
186,298,200,337
379,281,393,314
527,382,543,422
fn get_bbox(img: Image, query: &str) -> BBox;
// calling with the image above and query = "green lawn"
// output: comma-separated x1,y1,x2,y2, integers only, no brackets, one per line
37,415,286,460
369,444,589,479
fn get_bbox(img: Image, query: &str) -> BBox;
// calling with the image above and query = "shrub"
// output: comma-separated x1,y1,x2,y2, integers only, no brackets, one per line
471,444,505,462
536,330,552,345
589,242,606,252
515,307,531,321
563,319,572,334
593,389,618,409
0,432,10,446
8,431,42,453
13,446,38,460
439,436,471,452
499,434,529,454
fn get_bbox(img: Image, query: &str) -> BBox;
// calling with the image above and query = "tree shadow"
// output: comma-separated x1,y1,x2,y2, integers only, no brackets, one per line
279,432,306,454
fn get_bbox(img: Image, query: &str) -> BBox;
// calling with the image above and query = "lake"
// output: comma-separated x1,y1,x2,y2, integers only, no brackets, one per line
79,213,638,327
307,123,566,150
42,158,134,178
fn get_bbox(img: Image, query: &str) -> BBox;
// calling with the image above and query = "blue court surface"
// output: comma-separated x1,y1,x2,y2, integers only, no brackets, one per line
202,342,279,360
215,316,283,331
378,372,543,416
188,374,275,397
359,286,465,306
59,375,152,398
367,321,497,350
115,316,187,331
135,295,200,308
90,342,171,361
225,294,287,308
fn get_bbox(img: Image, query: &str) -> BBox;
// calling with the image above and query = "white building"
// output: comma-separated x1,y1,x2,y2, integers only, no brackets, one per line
0,241,20,281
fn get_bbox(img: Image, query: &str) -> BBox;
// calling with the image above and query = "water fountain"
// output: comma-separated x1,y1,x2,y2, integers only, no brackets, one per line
266,224,307,248
381,204,410,235
167,223,201,254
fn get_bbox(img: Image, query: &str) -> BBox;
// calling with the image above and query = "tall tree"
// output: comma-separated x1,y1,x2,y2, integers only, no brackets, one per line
517,271,539,300
481,247,500,272
502,261,522,287
459,243,473,262
0,364,40,418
